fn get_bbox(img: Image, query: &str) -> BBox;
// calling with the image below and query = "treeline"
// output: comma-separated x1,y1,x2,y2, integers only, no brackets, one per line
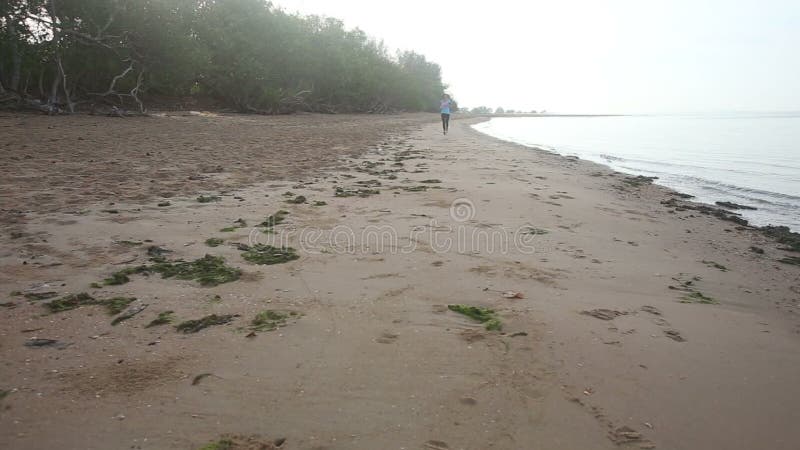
0,0,446,114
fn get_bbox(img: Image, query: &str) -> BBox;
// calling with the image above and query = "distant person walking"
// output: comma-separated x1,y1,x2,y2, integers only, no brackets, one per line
440,94,452,135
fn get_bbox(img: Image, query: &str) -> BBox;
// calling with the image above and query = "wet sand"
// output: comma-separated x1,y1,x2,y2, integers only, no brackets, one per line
1,113,799,450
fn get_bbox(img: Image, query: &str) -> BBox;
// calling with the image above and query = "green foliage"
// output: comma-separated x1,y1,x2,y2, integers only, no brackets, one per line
1,1,446,113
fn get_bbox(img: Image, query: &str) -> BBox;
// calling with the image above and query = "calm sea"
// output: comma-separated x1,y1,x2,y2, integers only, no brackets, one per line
473,113,800,231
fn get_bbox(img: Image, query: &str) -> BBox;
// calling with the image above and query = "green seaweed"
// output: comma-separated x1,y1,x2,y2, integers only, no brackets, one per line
116,240,143,246
762,226,800,252
101,255,241,287
146,311,175,328
219,218,248,233
23,292,58,301
147,245,172,259
285,195,307,204
259,210,290,229
176,314,237,333
250,310,289,331
103,297,136,315
45,293,96,312
197,195,221,203
150,255,242,286
89,282,103,289
241,244,299,265
419,179,442,183
680,292,718,304
312,201,327,206
402,186,428,192
448,304,502,331
621,175,658,187
522,227,549,235
334,186,380,197
157,201,171,207
45,293,136,314
199,439,234,450
779,256,800,266
205,237,224,247
102,264,151,286
701,260,728,272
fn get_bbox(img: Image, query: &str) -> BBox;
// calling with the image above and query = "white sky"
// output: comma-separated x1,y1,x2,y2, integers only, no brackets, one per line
273,0,800,114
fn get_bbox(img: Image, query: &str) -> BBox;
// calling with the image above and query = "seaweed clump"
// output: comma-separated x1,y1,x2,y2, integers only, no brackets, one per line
205,237,224,247
45,293,135,314
241,244,299,265
448,304,502,331
101,255,241,287
176,314,238,333
762,226,800,252
779,256,800,266
250,310,294,331
23,292,58,301
146,311,175,328
701,260,728,272
522,227,549,235
285,195,307,204
621,175,657,187
197,195,221,203
151,255,242,286
259,210,289,230
103,297,137,314
199,436,283,450
220,218,248,232
45,293,96,312
680,292,718,304
334,186,380,197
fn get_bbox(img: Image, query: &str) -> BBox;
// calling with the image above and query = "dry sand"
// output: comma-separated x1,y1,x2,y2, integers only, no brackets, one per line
1,112,799,450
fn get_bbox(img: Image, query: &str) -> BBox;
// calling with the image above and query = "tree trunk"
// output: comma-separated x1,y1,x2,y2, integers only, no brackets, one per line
38,68,45,98
9,19,22,92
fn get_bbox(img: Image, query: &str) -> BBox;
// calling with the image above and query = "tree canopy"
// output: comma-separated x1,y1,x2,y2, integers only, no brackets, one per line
0,0,447,114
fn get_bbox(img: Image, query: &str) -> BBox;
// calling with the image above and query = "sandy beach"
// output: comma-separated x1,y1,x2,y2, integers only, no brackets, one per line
1,112,799,450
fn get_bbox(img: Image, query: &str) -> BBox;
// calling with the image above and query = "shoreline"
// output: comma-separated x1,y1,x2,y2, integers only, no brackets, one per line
1,113,799,449
468,115,800,233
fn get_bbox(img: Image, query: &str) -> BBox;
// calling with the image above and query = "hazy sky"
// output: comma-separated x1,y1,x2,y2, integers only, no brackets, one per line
274,0,799,114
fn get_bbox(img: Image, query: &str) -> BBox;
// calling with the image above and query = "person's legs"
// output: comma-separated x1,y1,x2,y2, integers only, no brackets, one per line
444,113,450,133
441,113,447,134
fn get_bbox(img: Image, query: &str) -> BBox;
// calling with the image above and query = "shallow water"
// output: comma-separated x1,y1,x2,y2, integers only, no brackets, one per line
473,113,800,231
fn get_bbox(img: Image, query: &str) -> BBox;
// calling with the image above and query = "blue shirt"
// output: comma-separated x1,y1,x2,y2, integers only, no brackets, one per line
440,100,451,114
